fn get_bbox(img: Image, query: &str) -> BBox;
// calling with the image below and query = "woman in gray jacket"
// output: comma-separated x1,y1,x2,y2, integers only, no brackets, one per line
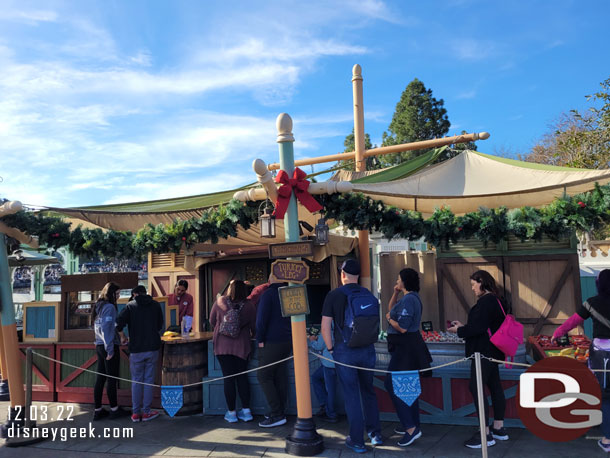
93,282,122,420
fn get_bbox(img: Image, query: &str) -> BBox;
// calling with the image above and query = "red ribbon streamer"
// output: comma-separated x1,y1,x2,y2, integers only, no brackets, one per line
273,167,323,219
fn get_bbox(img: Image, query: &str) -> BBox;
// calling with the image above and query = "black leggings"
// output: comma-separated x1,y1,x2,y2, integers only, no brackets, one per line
217,354,250,411
94,345,120,409
469,358,505,426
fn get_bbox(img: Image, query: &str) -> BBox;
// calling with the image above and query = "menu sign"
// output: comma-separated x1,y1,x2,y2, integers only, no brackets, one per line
278,285,310,317
271,260,310,284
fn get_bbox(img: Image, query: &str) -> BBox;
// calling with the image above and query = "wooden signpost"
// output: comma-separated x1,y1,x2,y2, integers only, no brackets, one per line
271,259,309,284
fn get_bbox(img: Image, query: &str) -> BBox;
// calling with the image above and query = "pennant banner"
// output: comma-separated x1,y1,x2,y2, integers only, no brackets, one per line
161,385,183,417
392,370,421,406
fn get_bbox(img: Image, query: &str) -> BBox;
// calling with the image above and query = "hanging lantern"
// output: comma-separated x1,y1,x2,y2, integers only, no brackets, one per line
259,202,276,238
314,217,329,245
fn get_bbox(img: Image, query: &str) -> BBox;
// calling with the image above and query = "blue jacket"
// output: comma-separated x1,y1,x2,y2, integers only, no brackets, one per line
309,333,334,368
94,301,120,356
256,283,291,344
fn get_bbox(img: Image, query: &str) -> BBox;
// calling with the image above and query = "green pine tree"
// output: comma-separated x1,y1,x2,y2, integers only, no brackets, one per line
339,128,380,170
381,78,450,165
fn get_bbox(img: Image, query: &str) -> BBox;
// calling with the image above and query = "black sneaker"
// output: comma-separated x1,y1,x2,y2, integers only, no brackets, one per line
314,406,326,417
491,426,509,441
394,426,405,435
323,415,339,423
397,427,422,447
258,415,287,428
464,432,495,449
93,409,109,421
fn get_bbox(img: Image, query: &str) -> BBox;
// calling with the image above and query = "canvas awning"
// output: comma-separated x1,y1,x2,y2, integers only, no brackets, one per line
352,151,610,215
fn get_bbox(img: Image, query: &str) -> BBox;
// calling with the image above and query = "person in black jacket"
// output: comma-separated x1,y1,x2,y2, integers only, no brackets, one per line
255,277,292,428
448,270,508,449
116,285,164,423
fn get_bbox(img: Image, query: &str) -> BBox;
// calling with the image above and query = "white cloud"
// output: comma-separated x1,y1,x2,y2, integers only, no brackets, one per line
0,1,398,207
456,90,477,100
0,7,58,24
451,38,496,61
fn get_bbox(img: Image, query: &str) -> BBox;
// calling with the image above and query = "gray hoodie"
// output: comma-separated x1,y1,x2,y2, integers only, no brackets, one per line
94,301,120,356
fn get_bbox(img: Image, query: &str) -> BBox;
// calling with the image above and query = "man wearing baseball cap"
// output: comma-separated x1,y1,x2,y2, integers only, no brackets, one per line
321,259,382,453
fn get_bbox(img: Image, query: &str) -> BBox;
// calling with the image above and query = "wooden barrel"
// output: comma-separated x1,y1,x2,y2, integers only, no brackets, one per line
162,339,208,416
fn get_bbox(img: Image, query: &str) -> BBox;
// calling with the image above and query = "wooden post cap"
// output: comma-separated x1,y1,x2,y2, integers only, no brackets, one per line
252,158,268,176
276,113,294,143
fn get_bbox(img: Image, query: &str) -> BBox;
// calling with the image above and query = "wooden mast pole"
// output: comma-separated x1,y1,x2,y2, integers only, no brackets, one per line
352,64,371,290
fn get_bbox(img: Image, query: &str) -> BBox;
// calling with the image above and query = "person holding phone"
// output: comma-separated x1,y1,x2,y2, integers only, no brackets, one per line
447,270,508,449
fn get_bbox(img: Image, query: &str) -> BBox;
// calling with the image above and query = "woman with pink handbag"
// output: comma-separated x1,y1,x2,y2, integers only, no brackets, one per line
447,270,509,449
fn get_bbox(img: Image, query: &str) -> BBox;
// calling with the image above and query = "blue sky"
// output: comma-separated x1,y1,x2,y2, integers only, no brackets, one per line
1,0,609,208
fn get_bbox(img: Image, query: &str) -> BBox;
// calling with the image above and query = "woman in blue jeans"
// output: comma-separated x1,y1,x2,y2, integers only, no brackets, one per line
384,268,432,447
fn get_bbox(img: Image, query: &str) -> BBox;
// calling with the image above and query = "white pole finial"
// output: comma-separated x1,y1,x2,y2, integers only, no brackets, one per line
276,113,294,143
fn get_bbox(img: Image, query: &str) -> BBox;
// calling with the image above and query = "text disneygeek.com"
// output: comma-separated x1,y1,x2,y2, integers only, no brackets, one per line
6,423,134,441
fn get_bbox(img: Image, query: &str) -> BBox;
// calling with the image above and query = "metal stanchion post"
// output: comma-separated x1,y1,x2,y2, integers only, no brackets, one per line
474,352,488,458
25,348,33,429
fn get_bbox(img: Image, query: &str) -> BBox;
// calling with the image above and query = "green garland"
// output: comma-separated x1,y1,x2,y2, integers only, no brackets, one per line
318,182,610,248
2,183,610,259
1,200,259,260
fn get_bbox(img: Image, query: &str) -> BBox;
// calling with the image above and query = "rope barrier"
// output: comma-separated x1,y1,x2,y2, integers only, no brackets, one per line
33,347,476,391
310,351,474,374
482,354,610,373
32,351,295,388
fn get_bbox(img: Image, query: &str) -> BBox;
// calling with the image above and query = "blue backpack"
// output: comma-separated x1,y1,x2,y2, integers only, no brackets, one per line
339,285,380,347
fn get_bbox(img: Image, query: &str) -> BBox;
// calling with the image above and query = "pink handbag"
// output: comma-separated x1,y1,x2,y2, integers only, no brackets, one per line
488,299,524,368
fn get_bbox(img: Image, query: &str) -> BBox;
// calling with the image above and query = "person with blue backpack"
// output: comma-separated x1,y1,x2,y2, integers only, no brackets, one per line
321,259,382,453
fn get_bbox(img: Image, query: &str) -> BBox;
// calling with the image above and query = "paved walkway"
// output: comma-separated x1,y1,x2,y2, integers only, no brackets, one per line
0,401,607,457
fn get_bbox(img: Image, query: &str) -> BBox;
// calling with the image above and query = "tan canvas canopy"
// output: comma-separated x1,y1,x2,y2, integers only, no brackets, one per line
352,151,610,215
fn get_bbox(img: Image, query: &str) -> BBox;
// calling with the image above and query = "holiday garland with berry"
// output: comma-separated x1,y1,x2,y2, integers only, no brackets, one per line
2,182,610,260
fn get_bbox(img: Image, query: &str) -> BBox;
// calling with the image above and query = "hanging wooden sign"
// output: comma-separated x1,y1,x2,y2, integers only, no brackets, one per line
271,260,310,284
278,285,310,317
268,241,314,259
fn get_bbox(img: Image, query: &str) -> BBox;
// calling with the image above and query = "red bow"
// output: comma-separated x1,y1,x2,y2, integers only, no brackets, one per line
273,167,322,219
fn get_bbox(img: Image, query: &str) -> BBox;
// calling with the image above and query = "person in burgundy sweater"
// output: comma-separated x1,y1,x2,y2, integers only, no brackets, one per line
209,280,256,423
169,280,194,325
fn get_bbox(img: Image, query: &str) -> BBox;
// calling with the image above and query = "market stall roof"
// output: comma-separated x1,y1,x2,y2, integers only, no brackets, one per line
330,146,446,183
351,150,610,215
48,150,445,232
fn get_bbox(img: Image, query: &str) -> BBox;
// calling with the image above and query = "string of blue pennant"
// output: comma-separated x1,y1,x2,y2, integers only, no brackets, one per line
391,370,421,406
161,386,183,417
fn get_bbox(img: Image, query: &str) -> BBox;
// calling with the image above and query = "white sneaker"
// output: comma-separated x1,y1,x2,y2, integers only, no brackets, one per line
224,411,238,423
237,408,253,422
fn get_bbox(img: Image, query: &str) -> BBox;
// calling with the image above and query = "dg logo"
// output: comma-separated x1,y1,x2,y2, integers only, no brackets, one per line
517,356,602,441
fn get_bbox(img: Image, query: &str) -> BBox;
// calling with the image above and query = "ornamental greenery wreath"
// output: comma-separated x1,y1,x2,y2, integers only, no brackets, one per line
2,182,610,260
